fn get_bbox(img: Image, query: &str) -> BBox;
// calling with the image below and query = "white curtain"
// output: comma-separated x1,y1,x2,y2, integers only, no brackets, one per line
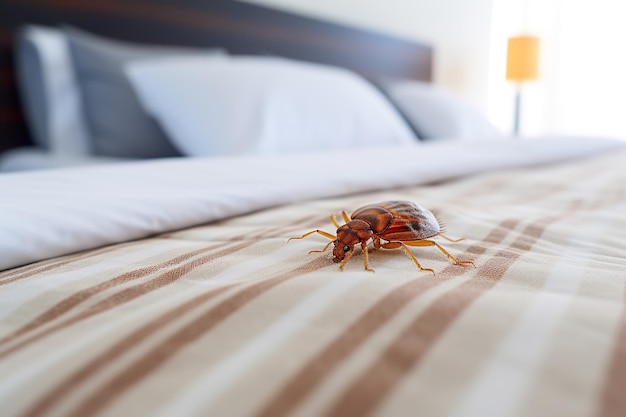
487,0,626,139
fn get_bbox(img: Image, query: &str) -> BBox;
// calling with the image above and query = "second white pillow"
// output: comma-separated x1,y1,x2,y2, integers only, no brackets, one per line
126,56,418,157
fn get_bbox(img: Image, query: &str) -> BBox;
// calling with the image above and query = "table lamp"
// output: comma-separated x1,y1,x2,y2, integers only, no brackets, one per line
506,35,540,135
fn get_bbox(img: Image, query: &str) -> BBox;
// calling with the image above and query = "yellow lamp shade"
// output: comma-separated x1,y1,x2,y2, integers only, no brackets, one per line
506,35,540,82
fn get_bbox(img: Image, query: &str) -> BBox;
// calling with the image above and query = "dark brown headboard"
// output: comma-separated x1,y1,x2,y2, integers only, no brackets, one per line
0,0,433,153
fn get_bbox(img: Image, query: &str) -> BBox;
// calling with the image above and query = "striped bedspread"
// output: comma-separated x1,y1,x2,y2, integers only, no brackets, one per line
1,151,626,417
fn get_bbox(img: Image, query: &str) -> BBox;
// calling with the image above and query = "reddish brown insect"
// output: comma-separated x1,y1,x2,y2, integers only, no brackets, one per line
288,200,475,273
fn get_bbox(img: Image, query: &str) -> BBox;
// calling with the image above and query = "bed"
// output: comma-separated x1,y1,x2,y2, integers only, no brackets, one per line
2,1,626,417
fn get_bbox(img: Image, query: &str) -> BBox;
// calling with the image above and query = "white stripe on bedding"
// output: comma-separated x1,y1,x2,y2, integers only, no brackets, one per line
204,239,329,284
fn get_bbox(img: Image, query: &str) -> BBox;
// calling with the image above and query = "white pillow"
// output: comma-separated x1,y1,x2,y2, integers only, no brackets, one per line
15,25,91,154
126,56,418,156
379,79,504,141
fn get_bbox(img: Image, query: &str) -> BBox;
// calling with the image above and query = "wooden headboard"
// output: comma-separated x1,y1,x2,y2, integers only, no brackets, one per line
0,0,433,154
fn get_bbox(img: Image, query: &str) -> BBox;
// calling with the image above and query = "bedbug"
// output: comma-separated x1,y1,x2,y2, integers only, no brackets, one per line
288,200,475,273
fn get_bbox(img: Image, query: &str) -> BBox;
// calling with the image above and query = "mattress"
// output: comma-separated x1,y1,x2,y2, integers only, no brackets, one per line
1,137,626,417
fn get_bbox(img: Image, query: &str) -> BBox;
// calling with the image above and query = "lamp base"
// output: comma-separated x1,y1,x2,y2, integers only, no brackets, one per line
513,87,521,136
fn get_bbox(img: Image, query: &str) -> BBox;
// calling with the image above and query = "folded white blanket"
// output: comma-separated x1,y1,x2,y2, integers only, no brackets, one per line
1,136,624,270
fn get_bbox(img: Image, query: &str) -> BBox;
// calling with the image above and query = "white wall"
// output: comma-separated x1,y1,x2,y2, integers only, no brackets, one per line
239,0,495,114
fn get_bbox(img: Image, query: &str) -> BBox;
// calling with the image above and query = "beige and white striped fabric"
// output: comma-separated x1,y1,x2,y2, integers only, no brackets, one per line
1,152,626,417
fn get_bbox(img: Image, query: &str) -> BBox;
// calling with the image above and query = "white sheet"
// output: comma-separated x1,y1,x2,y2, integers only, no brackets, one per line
1,136,624,271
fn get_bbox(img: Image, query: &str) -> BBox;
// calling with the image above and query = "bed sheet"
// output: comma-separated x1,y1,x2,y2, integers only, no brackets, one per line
1,149,626,417
1,136,622,271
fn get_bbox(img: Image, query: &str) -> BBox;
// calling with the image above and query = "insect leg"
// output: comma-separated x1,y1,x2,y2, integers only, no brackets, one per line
287,229,336,242
438,234,465,243
379,241,435,275
309,240,334,254
402,240,475,267
341,211,350,223
338,248,357,271
361,242,374,272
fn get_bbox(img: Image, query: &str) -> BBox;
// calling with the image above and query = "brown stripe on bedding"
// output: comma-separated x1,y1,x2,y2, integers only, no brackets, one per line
59,257,331,417
323,214,560,417
0,239,151,285
322,182,620,417
0,241,132,279
0,241,255,360
167,210,332,242
156,214,247,239
249,212,335,240
0,210,263,280
255,277,440,417
255,166,596,417
0,213,321,353
0,207,321,285
22,281,238,417
0,242,228,349
23,220,333,417
255,218,519,417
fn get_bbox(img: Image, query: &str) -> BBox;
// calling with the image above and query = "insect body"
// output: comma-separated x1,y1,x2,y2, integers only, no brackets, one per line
288,201,475,273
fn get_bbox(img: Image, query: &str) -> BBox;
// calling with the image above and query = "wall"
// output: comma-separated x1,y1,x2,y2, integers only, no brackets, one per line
239,0,495,114
237,1,626,139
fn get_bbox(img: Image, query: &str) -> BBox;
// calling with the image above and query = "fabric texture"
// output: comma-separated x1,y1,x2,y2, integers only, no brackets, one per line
64,27,222,158
126,55,418,156
379,79,504,140
1,149,626,417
